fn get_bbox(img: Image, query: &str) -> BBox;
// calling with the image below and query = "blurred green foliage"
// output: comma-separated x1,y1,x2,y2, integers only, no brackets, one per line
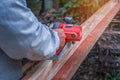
27,1,41,15
27,0,108,23
57,0,108,23
107,70,120,80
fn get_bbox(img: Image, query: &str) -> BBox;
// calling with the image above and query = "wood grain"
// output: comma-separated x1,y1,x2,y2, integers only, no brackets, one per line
22,0,120,80
53,1,120,80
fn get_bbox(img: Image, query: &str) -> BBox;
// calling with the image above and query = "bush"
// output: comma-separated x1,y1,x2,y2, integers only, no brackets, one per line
57,0,108,23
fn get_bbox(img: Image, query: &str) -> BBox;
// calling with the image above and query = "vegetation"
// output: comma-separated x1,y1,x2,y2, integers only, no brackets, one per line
27,1,41,16
107,70,120,80
57,0,108,23
27,0,108,23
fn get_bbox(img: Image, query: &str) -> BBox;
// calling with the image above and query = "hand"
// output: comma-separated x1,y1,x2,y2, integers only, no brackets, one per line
54,29,66,49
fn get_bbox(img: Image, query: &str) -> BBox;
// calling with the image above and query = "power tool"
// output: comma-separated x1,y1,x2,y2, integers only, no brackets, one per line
52,17,82,58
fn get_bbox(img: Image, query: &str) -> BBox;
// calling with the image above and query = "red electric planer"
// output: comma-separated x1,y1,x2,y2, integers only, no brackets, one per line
53,17,82,56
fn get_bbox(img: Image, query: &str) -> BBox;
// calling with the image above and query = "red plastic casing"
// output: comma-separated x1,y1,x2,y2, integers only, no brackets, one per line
59,24,82,42
55,24,82,55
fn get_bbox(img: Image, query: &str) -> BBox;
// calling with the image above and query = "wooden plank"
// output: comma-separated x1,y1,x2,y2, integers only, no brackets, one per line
104,31,120,35
111,20,120,24
22,61,44,80
29,60,53,80
46,1,120,80
22,61,35,73
22,0,120,80
53,1,120,80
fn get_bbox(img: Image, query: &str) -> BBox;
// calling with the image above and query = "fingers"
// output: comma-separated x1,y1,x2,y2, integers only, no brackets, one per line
54,29,66,48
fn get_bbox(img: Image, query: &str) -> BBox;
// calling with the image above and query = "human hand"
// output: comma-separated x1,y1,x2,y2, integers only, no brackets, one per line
54,29,66,49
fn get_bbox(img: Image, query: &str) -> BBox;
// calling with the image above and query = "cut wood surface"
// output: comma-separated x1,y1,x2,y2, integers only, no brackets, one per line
22,61,35,73
22,0,120,80
53,1,120,80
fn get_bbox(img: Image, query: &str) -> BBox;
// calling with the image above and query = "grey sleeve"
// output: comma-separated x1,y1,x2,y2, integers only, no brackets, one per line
0,0,59,60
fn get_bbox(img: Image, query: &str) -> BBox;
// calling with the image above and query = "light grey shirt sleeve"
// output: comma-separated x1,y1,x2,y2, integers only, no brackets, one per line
0,0,60,60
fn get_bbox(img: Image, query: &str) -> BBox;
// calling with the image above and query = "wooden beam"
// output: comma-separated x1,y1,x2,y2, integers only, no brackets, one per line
111,20,120,24
53,1,120,80
22,0,120,80
22,61,35,74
